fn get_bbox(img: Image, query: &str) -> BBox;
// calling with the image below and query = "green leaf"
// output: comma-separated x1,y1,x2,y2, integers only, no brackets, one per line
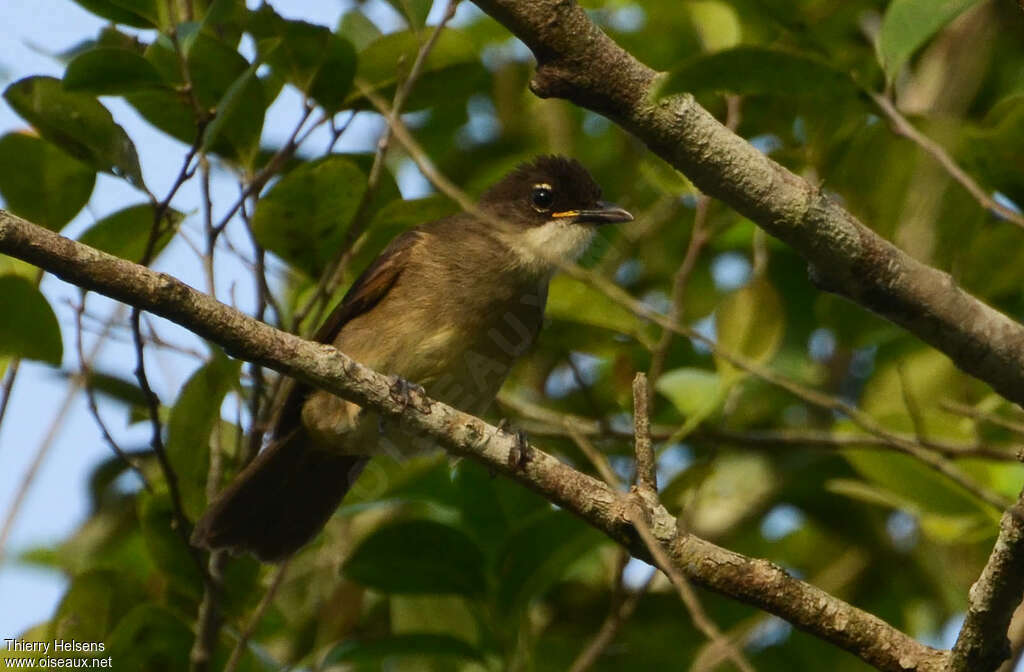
0,132,95,231
50,569,145,642
963,94,1024,207
656,367,722,417
308,34,359,113
385,0,433,30
495,511,604,618
127,34,267,161
826,477,993,544
251,155,367,277
77,203,181,264
686,1,742,52
343,519,487,596
715,278,784,379
165,353,241,520
338,10,383,51
347,29,484,111
54,26,146,64
249,7,357,112
200,64,265,167
323,634,482,666
860,349,979,440
879,0,981,77
658,46,858,99
69,0,154,27
351,195,458,270
683,453,777,537
64,48,166,95
107,0,168,28
3,76,143,187
842,447,992,517
138,491,203,598
546,275,643,339
65,370,147,408
0,275,62,365
106,604,193,671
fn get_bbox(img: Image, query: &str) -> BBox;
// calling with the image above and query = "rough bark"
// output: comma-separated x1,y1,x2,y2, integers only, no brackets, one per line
0,209,947,671
471,0,1024,410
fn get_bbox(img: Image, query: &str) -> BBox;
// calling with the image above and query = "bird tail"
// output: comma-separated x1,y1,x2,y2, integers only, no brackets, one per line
191,428,367,562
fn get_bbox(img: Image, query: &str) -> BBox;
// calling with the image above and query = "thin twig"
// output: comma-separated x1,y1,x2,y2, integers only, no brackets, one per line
568,550,654,672
555,258,1014,512
212,103,317,236
627,503,755,672
369,96,1012,512
566,423,622,490
190,550,226,672
73,295,152,491
629,375,754,671
942,400,1024,438
632,373,656,492
648,95,742,385
223,562,290,672
0,359,21,440
502,393,1021,461
200,157,217,295
870,91,1024,231
568,419,652,672
292,1,461,332
0,306,121,560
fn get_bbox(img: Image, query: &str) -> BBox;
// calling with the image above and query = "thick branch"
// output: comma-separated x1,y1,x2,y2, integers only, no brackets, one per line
0,210,946,672
470,0,1024,409
949,496,1024,671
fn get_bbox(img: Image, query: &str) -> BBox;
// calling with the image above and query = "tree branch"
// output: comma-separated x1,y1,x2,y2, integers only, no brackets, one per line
0,209,947,672
949,494,1024,671
469,0,1024,411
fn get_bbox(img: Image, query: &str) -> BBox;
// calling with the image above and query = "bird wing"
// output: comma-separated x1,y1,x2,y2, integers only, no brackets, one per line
272,229,423,438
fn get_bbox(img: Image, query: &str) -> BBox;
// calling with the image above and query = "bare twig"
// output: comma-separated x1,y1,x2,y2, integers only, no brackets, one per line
502,392,1021,461
949,495,1024,671
0,306,121,560
364,98,1012,513
568,550,654,672
293,1,461,332
632,373,656,492
223,562,290,672
212,103,317,237
558,260,1014,513
190,551,226,672
942,400,1024,438
870,91,1024,230
648,95,742,385
0,359,21,439
0,208,949,671
73,296,152,491
627,500,755,672
566,423,622,490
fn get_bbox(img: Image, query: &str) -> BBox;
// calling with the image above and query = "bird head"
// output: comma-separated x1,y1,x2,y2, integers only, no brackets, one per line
480,155,633,271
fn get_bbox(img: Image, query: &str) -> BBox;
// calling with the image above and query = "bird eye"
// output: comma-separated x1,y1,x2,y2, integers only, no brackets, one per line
531,184,554,211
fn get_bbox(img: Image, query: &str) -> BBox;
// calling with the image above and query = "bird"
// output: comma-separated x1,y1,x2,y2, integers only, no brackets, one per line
191,155,633,561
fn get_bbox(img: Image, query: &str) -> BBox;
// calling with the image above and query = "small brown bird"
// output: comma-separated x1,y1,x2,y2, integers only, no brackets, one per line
191,156,633,561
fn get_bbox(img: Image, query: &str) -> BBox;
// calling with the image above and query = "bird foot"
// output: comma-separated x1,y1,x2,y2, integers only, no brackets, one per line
498,418,531,470
389,376,426,412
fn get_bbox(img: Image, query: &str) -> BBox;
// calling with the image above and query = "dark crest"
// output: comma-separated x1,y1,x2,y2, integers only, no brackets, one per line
480,155,604,222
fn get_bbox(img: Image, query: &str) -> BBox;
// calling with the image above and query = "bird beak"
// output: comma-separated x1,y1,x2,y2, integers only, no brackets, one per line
552,201,634,225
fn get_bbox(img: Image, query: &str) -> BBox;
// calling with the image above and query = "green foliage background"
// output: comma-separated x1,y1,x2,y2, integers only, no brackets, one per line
2,0,1024,670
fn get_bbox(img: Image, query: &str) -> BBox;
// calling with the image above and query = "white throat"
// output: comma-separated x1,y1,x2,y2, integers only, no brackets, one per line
502,220,595,273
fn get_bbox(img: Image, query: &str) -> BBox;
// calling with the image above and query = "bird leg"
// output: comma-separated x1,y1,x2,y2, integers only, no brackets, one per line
498,418,532,470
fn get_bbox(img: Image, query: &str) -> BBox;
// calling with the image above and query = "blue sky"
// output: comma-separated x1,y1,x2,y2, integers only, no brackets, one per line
0,0,413,638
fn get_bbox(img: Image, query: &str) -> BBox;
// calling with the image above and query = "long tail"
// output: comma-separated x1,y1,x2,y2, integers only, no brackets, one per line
191,429,367,562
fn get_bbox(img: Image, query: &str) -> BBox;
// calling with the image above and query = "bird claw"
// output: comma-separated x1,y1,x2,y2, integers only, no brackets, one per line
389,376,425,411
498,418,531,470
